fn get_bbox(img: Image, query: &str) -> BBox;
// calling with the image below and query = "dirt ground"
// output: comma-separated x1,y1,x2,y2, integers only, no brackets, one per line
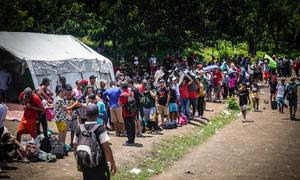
1,102,225,180
153,87,300,180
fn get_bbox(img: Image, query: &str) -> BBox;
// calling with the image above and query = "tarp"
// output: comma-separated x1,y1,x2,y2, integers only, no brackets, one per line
0,32,115,94
264,54,277,69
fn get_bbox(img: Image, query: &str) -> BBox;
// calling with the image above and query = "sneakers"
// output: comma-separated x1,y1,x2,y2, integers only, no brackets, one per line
123,141,135,146
136,133,144,137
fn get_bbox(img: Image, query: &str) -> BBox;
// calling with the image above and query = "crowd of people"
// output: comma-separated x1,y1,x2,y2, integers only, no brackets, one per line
0,54,299,179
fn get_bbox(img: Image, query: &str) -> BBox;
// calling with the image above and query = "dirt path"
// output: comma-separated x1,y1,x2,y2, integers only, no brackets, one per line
153,87,300,180
2,103,225,180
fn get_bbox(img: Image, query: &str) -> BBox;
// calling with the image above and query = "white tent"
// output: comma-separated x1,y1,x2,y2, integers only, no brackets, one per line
0,31,115,95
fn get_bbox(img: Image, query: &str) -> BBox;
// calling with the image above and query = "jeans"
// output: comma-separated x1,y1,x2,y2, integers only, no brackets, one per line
124,117,135,143
180,98,190,120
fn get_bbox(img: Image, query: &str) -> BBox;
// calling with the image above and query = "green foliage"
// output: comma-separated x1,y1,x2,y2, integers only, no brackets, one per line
112,111,238,180
0,0,299,62
227,97,240,111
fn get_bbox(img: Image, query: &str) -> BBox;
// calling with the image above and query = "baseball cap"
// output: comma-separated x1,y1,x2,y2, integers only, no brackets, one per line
86,104,99,118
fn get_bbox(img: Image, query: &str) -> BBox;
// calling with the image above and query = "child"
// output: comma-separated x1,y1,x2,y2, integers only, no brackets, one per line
238,83,250,122
251,81,260,111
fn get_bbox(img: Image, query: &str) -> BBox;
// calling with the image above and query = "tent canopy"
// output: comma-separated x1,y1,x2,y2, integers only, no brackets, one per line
0,32,115,94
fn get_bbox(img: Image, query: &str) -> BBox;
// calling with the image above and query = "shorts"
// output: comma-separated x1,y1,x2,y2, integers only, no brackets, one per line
214,85,221,93
263,72,269,79
143,107,156,121
68,120,78,132
276,97,284,106
110,107,124,123
240,105,248,111
56,121,68,133
169,103,178,113
289,98,298,107
158,105,169,116
251,93,259,99
17,119,37,138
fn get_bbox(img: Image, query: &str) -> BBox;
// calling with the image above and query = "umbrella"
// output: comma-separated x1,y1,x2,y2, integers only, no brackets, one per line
203,65,220,72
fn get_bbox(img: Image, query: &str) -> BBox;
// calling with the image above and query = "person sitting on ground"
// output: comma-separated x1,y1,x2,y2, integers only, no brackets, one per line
237,83,250,123
1,127,29,164
17,87,44,142
73,104,117,180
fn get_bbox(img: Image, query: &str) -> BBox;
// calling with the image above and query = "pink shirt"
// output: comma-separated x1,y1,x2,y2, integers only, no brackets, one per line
73,88,83,100
229,77,236,88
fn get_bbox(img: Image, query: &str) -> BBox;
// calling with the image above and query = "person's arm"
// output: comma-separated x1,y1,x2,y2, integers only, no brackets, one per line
101,142,117,175
187,77,193,85
248,91,251,104
149,90,156,98
167,91,171,105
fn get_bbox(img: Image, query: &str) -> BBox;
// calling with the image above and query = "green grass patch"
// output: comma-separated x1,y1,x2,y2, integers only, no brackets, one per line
112,110,239,180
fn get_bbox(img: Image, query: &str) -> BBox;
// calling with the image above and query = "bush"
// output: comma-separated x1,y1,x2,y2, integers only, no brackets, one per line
227,97,240,111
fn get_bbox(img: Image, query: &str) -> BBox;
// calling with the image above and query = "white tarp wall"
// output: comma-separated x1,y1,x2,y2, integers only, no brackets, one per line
0,32,115,95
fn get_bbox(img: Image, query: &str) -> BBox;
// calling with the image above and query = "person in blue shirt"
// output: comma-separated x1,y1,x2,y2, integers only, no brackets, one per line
103,81,125,136
87,94,107,126
96,100,107,126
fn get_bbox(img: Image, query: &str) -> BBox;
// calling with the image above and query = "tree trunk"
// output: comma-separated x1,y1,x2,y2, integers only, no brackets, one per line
248,39,256,56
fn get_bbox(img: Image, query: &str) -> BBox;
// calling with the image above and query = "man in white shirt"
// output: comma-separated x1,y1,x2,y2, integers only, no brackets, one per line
73,104,117,180
0,66,12,102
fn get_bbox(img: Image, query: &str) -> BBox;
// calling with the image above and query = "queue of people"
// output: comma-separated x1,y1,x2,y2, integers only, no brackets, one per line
0,53,299,179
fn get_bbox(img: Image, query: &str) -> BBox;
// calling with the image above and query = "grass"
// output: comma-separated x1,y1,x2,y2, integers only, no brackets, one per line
112,109,239,180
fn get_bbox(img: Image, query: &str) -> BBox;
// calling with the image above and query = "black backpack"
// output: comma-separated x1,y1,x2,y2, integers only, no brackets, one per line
125,92,137,114
76,124,104,169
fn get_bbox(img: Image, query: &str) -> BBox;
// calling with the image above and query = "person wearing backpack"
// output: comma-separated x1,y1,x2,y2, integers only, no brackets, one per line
73,104,116,180
285,77,300,120
119,82,136,146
